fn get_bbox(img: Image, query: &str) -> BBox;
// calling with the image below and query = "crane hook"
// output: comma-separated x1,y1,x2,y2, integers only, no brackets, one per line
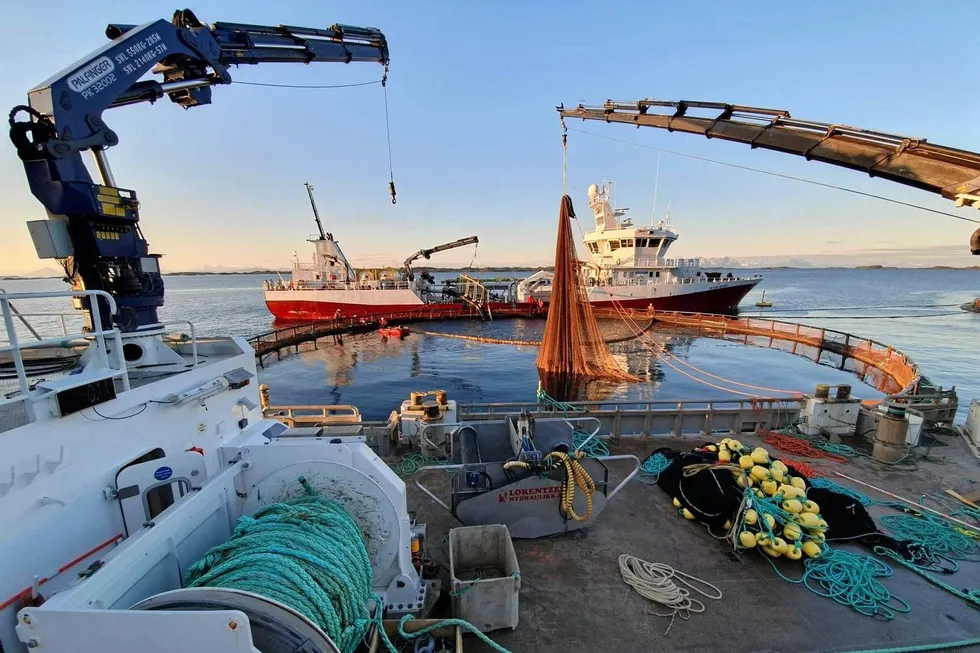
389,181,397,205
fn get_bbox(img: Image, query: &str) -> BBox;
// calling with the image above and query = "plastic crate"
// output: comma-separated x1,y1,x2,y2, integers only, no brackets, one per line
448,524,520,631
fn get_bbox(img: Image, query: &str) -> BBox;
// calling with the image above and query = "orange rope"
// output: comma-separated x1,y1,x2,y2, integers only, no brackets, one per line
777,456,829,478
608,298,800,397
609,303,763,397
760,431,849,464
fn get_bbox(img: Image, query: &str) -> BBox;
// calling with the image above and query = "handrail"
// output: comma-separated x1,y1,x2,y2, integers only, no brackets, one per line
0,288,43,340
0,289,130,420
640,309,922,395
160,321,199,368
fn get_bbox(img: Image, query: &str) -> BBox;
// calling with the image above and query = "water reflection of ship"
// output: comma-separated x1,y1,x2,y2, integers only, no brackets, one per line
612,328,692,382
540,328,686,403
297,333,420,389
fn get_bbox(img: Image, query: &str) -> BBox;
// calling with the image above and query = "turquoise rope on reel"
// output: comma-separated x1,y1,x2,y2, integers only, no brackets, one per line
186,477,513,653
185,478,376,653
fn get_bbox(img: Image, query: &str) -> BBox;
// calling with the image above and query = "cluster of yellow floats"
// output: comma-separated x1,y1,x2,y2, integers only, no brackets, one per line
673,438,828,560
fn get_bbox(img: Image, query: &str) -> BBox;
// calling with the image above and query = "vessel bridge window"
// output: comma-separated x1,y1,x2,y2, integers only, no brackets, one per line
587,242,600,254
622,239,633,248
649,238,663,248
637,238,648,247
609,241,620,252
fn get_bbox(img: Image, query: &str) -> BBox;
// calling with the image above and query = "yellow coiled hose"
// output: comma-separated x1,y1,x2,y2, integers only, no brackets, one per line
503,451,596,522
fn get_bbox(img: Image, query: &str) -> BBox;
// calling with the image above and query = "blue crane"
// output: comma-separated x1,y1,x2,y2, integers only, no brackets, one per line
8,9,389,332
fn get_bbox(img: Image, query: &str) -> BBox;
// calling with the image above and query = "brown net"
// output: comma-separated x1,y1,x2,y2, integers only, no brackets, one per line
536,195,637,385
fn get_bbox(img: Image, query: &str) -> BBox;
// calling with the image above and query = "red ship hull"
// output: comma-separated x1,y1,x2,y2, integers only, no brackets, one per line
265,281,754,321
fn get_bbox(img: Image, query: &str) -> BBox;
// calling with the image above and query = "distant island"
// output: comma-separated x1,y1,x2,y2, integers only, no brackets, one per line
166,270,281,276
2,264,976,280
165,266,554,275
854,265,979,271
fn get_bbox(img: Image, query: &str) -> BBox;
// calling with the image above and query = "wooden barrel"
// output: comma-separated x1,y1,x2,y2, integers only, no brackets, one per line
872,413,908,463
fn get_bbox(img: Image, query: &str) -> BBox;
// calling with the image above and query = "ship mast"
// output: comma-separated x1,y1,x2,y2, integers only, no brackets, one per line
304,182,331,241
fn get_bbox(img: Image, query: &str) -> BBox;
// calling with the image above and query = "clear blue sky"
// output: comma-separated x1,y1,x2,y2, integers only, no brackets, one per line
2,0,978,273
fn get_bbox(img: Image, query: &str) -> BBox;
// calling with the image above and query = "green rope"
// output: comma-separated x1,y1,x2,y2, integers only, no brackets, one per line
393,452,453,476
810,478,876,506
396,615,514,653
638,452,671,484
838,638,980,653
572,429,610,457
185,478,376,653
880,514,980,563
185,477,512,653
537,387,583,414
875,546,980,610
763,547,910,619
787,428,861,458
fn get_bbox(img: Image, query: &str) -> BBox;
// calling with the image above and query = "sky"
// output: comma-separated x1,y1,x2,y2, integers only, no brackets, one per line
1,0,979,274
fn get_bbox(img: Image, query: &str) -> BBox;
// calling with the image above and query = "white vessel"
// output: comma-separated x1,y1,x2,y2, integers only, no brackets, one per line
517,182,762,312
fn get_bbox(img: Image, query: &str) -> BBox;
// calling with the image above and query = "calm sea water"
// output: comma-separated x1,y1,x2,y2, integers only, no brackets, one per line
3,269,977,420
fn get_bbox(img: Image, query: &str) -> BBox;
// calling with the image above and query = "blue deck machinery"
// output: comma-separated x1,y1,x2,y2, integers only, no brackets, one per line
8,9,389,372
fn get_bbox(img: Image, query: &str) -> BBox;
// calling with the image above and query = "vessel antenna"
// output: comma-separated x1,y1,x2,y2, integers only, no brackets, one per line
651,152,661,225
304,182,330,240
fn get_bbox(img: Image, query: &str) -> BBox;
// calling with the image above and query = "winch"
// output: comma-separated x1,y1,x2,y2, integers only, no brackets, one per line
14,431,429,653
401,394,640,538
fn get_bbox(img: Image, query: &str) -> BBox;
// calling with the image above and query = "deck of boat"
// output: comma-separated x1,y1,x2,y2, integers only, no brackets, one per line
397,430,980,652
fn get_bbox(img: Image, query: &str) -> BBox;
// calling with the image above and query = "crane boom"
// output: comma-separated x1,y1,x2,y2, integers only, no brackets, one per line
8,9,389,332
305,182,328,241
559,100,980,254
404,237,479,281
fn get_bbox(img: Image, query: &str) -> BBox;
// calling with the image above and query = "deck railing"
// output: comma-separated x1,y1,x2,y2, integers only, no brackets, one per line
0,289,129,431
638,310,922,396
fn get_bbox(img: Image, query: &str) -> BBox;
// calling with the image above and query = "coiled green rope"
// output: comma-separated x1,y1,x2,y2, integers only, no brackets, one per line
638,452,671,484
875,546,980,610
763,547,910,619
880,514,980,563
186,477,514,653
572,429,610,457
185,479,376,653
393,452,453,476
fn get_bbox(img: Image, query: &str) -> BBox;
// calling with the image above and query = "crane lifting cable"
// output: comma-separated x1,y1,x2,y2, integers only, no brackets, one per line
536,195,636,385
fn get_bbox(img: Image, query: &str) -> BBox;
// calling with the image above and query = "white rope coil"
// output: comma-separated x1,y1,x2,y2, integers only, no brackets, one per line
618,554,722,633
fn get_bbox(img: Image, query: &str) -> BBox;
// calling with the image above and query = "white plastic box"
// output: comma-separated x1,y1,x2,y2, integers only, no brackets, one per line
449,524,520,632
801,396,861,437
968,399,980,447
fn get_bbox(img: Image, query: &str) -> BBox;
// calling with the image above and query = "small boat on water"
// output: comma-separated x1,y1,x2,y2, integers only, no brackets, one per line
379,325,410,338
756,291,773,308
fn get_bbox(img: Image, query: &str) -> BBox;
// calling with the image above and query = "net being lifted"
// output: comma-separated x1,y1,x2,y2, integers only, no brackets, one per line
536,195,637,384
